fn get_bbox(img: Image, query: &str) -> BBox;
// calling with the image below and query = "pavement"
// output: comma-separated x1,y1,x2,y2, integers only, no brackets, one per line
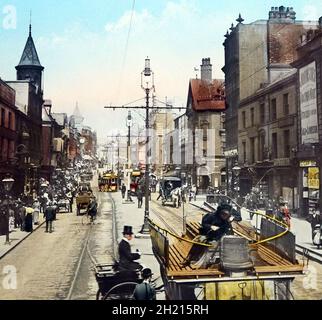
191,195,322,261
111,190,165,298
0,216,45,260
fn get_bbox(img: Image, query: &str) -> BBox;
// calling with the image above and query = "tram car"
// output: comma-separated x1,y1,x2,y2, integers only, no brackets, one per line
130,169,144,195
99,172,118,192
149,205,304,300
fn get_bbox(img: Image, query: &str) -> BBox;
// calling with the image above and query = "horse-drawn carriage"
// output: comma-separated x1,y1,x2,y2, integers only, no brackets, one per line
160,177,182,208
76,182,93,216
95,263,142,300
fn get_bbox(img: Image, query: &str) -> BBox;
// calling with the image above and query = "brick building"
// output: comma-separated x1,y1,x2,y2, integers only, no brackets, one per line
6,24,44,196
0,79,18,193
291,19,322,215
186,58,226,190
223,6,318,196
238,71,298,208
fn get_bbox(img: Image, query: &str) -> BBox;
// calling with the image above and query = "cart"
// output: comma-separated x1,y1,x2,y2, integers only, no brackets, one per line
76,192,92,216
95,264,142,300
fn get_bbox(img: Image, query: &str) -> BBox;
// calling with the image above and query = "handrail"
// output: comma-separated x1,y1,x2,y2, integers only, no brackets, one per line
148,219,213,248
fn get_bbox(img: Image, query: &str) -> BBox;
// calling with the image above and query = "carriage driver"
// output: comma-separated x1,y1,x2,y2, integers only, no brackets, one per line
118,226,143,272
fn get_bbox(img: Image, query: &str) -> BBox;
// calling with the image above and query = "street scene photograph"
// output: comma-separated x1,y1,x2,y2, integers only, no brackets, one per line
1,0,322,302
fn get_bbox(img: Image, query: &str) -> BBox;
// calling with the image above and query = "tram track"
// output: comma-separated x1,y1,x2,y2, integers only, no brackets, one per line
65,189,119,300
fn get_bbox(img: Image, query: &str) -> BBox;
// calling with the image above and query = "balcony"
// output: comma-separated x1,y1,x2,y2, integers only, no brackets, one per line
273,158,291,167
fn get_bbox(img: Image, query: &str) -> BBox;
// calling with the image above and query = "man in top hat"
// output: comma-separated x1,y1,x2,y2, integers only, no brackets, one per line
118,226,143,271
133,268,156,300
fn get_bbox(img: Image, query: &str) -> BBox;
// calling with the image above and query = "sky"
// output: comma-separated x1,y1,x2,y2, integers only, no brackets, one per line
1,0,322,143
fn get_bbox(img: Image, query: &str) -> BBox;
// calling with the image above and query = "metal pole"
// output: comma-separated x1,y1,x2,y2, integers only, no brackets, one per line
117,140,120,188
5,194,10,245
141,88,150,233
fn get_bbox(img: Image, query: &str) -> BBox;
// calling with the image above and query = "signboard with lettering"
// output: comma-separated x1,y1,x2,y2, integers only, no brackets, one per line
308,167,320,190
300,160,317,168
300,61,319,144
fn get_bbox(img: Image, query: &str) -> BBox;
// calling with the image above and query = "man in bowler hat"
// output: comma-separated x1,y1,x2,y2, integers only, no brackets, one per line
133,268,156,300
118,226,143,271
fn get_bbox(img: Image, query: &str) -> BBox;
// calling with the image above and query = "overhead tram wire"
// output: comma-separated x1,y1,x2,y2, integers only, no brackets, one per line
114,0,136,105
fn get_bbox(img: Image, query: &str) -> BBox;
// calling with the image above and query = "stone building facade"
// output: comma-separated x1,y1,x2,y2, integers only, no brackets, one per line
291,20,322,216
238,71,298,209
223,6,318,197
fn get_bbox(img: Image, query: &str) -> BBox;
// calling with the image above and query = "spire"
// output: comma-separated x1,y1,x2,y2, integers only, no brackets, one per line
29,10,32,36
17,24,43,68
236,13,244,24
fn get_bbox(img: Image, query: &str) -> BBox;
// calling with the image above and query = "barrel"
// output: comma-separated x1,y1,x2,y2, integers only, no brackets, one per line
220,236,253,271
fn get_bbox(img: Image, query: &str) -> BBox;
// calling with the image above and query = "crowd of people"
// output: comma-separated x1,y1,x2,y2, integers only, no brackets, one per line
0,160,96,235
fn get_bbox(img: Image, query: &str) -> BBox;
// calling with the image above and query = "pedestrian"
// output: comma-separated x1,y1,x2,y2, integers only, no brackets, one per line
307,208,322,241
33,198,41,225
66,190,73,213
13,202,21,229
157,185,164,201
133,268,156,300
44,202,55,233
118,226,143,271
137,188,143,209
191,184,197,201
121,184,126,199
87,197,98,223
24,206,34,233
18,202,26,231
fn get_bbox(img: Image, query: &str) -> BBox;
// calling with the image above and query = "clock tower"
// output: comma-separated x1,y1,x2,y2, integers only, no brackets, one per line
15,24,44,94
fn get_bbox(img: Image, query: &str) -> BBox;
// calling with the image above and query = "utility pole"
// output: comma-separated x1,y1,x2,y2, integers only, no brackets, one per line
104,57,185,237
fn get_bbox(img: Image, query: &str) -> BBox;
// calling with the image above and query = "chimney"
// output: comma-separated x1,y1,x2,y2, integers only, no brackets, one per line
200,58,212,82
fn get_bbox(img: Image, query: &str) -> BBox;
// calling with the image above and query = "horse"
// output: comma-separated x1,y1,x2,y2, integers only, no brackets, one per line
170,188,182,208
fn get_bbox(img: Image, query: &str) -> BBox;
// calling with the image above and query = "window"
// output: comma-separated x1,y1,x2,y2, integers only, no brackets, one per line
260,103,265,123
242,141,247,163
259,133,265,161
272,133,278,159
242,111,246,128
251,108,255,126
8,112,12,130
1,108,5,127
250,137,255,164
284,130,290,158
283,93,289,116
271,98,277,121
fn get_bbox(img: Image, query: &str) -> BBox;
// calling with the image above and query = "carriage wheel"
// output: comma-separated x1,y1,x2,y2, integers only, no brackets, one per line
102,282,138,300
96,289,102,300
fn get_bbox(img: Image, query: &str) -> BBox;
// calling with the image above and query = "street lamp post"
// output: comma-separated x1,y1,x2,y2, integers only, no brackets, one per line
140,57,155,235
2,175,14,245
126,112,133,201
232,163,241,203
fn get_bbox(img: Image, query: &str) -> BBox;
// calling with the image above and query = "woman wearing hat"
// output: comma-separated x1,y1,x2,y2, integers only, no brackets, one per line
118,226,143,271
133,268,156,300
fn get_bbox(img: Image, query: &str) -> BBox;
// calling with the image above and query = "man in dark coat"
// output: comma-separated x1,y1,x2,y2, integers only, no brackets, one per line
137,188,143,209
200,204,242,242
118,226,142,271
121,184,126,199
87,197,97,223
44,202,55,233
133,268,156,300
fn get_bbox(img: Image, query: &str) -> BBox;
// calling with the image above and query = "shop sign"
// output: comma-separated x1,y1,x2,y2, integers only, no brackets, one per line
308,167,320,190
300,160,317,168
300,61,319,144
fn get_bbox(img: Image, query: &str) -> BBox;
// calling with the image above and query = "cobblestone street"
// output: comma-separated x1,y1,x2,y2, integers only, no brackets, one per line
0,189,114,300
